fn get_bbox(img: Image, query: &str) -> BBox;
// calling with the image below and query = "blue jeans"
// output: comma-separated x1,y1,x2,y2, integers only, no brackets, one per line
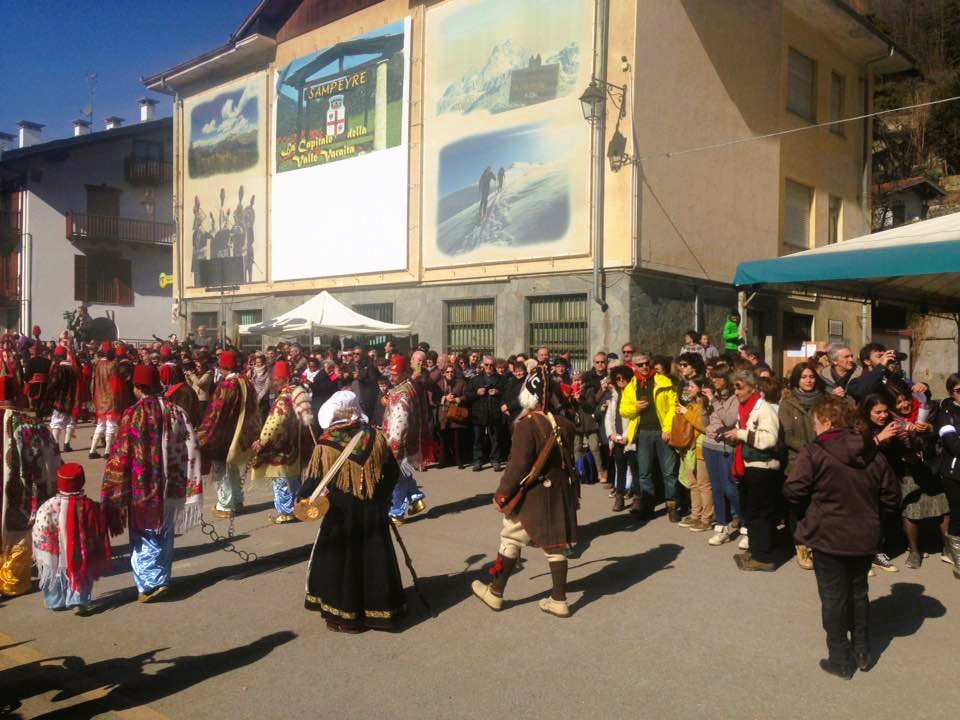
42,571,92,610
390,465,425,518
703,446,740,525
130,520,175,593
634,429,679,501
272,477,301,516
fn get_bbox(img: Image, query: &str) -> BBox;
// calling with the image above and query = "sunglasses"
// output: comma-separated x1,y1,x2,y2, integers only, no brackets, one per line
594,360,607,365
635,361,650,367
678,362,690,367
482,362,493,367
734,383,747,389
952,388,960,395
622,349,634,355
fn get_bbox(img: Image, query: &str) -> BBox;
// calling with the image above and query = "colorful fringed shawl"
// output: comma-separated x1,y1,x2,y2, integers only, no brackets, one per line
1,410,61,553
32,491,111,593
253,383,313,479
306,422,391,500
196,375,259,465
100,396,203,536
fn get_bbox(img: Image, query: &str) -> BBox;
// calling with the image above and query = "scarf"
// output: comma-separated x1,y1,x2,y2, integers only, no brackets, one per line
305,421,391,500
732,391,761,479
196,375,260,464
32,491,111,593
2,410,61,552
101,396,203,536
251,365,270,401
792,387,820,410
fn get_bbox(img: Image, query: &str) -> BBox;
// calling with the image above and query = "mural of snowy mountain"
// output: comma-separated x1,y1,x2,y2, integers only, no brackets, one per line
437,161,570,255
437,40,580,116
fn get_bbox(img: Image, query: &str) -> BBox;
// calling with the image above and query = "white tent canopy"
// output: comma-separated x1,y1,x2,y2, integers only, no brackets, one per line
239,291,413,336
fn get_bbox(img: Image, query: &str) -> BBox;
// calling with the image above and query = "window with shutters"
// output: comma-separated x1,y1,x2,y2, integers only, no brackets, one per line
828,195,841,244
830,73,845,136
351,302,394,349
74,253,133,305
235,309,263,352
445,299,495,357
787,48,817,122
784,180,813,249
527,294,588,369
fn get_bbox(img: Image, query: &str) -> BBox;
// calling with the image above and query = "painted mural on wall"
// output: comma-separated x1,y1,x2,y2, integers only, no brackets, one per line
184,74,267,286
422,0,592,267
275,20,406,172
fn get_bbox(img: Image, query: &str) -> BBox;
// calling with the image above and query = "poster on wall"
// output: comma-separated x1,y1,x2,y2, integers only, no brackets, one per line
422,0,593,268
184,74,268,287
271,19,410,281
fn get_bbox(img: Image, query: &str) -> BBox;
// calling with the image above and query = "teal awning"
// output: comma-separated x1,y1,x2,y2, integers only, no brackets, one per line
734,212,960,311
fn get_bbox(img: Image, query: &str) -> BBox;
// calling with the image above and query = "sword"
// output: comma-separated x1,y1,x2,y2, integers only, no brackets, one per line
389,521,435,618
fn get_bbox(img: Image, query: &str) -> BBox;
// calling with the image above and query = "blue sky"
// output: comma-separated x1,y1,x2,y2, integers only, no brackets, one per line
0,1,251,141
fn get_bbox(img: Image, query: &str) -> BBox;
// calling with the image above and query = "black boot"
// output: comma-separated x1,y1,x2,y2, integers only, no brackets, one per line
539,559,570,617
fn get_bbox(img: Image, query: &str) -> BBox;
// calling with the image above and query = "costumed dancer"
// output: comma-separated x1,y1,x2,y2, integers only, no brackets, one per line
24,342,51,416
45,346,82,452
32,463,111,614
383,351,430,524
90,341,128,459
165,379,202,429
196,350,259,518
300,391,406,632
472,365,579,618
158,344,184,391
252,360,314,524
0,378,61,597
100,364,203,603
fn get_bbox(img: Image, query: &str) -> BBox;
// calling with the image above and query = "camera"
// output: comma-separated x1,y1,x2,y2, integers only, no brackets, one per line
714,425,736,442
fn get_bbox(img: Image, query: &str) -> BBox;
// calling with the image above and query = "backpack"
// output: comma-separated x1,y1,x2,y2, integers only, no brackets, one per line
576,451,598,485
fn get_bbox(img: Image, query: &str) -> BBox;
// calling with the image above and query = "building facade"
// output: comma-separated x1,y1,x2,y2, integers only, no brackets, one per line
0,107,175,340
145,0,912,368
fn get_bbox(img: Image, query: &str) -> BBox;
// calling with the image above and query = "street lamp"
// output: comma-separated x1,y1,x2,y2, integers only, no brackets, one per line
579,81,606,123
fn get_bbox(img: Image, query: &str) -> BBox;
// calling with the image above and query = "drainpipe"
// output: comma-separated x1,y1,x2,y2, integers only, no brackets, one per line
19,190,31,335
591,0,609,312
862,46,894,230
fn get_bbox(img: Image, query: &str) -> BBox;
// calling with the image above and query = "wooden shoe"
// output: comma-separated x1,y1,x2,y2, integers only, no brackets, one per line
538,597,570,617
471,580,503,611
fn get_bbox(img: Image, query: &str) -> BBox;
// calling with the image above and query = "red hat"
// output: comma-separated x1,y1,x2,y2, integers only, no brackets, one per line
115,344,127,358
159,345,172,359
390,355,407,374
57,463,85,494
31,325,41,337
133,363,159,390
99,341,113,354
219,351,237,370
273,360,291,380
53,346,66,358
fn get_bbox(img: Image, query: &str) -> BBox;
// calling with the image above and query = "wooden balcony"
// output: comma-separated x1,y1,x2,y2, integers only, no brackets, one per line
66,211,174,246
124,155,173,186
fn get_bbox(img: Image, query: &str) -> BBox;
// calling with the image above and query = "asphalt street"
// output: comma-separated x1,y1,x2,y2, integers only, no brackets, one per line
1,424,959,719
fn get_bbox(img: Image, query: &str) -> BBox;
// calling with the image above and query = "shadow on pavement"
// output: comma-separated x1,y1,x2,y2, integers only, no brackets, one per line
105,534,252,577
397,552,489,630
167,543,313,601
869,582,946,665
415,492,494,522
567,512,646,558
0,631,296,719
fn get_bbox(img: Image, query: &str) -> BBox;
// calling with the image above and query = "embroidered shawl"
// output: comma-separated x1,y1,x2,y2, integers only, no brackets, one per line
253,383,313,479
100,396,203,536
305,421,391,500
32,491,111,593
383,379,429,465
93,358,128,421
1,410,61,553
196,375,259,465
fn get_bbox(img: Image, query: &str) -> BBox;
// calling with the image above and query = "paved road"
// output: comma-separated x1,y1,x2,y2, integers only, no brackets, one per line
1,424,959,719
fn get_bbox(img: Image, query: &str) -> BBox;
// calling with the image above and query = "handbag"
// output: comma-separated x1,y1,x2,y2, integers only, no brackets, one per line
447,403,469,423
669,412,695,450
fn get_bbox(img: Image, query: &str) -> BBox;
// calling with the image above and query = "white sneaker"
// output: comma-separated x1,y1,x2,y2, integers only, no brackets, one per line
738,535,749,550
708,524,734,546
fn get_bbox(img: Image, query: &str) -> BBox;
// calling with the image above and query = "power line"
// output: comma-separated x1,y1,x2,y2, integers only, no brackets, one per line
638,94,960,162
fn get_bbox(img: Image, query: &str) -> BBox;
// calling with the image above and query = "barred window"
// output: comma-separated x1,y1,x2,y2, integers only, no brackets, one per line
527,294,588,369
235,309,262,352
445,299,494,357
351,303,394,349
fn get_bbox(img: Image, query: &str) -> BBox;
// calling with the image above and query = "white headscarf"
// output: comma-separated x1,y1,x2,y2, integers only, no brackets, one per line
316,390,367,430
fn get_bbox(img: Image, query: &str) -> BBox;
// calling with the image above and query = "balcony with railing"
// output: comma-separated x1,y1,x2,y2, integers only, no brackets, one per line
66,211,174,246
124,155,173,186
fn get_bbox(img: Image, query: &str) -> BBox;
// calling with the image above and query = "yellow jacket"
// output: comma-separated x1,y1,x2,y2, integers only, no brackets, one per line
619,374,678,443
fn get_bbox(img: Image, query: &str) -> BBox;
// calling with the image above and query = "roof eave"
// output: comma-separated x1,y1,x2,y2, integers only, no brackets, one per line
141,34,276,93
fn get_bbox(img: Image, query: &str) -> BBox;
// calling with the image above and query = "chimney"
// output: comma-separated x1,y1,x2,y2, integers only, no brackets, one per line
0,132,14,154
105,116,124,130
138,97,157,122
17,120,44,148
73,118,91,137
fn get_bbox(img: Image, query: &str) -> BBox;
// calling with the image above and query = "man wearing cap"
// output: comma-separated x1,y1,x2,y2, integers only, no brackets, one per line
197,350,260,518
45,346,81,452
472,365,579,617
33,463,111,614
101,363,203,602
252,360,314,524
90,341,128,459
383,351,430,523
158,344,184,391
0,379,61,597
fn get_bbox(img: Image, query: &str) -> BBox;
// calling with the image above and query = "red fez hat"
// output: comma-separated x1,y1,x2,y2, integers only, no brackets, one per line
133,363,159,389
160,345,172,359
31,325,41,337
390,355,407,374
57,463,85,493
53,345,66,358
273,360,291,379
115,344,127,357
99,341,113,354
219,351,237,370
